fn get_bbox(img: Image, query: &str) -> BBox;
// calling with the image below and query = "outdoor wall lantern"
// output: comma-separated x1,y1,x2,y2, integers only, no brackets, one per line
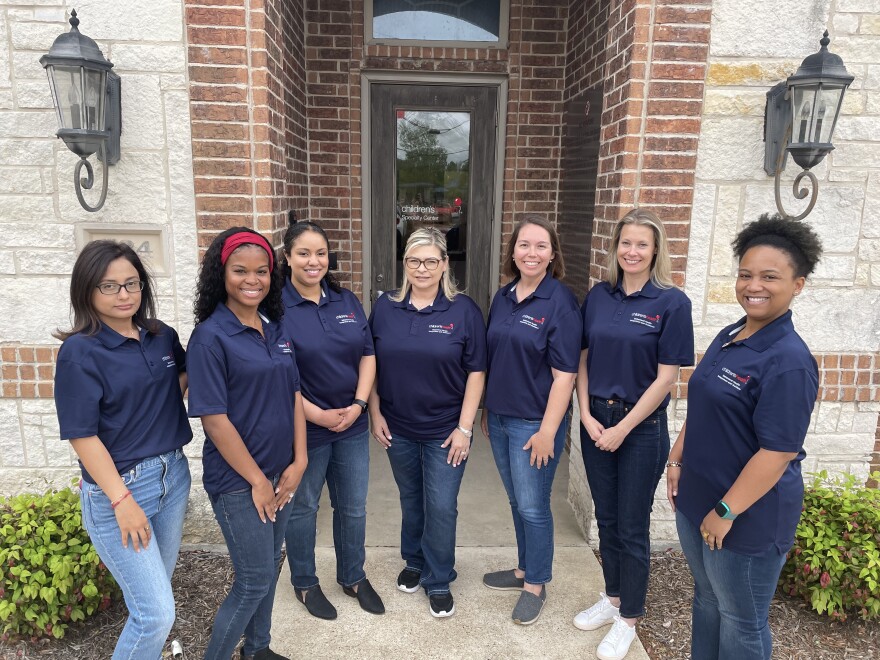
40,9,121,212
764,31,853,221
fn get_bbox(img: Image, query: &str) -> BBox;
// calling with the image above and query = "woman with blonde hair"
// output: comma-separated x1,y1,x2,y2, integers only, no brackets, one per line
369,227,486,619
573,209,694,660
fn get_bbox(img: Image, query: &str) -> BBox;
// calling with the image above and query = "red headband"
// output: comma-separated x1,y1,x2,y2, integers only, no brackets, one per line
220,232,274,271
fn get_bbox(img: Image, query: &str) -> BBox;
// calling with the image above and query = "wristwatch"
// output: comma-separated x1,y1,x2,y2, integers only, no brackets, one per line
353,399,368,412
714,500,738,520
456,424,473,438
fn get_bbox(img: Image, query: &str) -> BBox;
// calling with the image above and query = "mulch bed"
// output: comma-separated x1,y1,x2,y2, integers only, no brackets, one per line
1,549,877,659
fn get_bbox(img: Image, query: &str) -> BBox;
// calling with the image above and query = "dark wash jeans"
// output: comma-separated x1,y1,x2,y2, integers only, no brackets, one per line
581,397,668,618
385,432,469,595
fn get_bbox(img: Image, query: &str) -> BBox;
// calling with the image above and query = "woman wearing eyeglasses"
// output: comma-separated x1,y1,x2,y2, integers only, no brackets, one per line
368,227,486,619
54,240,192,659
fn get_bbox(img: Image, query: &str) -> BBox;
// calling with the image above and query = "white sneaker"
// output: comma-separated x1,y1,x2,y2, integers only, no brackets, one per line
573,592,619,630
596,616,637,660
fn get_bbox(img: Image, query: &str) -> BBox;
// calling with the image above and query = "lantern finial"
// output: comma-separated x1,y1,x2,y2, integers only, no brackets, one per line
820,30,830,49
69,9,80,30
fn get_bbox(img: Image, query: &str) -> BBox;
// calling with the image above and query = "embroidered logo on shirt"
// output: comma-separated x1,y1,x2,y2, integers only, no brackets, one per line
277,341,293,354
519,314,545,330
629,312,661,329
336,312,357,325
428,322,454,335
162,354,176,368
718,367,751,391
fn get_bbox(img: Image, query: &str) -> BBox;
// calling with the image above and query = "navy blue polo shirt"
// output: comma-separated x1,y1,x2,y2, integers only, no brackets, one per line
485,276,581,420
677,311,819,556
187,303,301,498
582,281,694,407
281,280,374,448
370,290,487,439
55,321,192,484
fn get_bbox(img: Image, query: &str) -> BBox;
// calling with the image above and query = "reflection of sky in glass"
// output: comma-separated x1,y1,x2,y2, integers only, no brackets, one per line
375,11,496,41
397,111,471,164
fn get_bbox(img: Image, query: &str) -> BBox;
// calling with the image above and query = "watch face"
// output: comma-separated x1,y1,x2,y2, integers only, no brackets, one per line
715,502,729,518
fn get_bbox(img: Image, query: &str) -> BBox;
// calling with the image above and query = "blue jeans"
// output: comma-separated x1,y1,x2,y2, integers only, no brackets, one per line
581,397,668,618
205,476,292,660
80,448,190,660
486,411,568,585
677,511,787,660
385,432,468,595
285,432,369,589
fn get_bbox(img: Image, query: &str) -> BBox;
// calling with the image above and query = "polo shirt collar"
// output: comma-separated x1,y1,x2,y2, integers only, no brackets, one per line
610,279,661,299
213,302,269,336
503,273,556,301
391,289,451,313
284,279,337,308
94,322,143,348
725,310,794,353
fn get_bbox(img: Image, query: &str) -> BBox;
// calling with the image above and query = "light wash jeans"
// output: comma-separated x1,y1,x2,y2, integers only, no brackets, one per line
80,448,190,660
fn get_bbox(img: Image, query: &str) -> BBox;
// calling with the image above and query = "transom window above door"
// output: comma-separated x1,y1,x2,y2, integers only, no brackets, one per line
366,0,508,46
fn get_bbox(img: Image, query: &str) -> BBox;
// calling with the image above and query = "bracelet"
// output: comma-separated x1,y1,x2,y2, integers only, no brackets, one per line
353,399,368,412
111,490,132,509
665,461,683,468
456,424,473,438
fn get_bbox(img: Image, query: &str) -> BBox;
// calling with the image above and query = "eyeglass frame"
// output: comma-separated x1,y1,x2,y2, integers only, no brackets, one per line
403,257,444,271
95,280,145,295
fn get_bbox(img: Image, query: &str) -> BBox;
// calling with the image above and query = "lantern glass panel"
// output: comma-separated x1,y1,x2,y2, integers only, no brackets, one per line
49,65,85,130
83,68,106,132
790,84,818,145
812,84,845,144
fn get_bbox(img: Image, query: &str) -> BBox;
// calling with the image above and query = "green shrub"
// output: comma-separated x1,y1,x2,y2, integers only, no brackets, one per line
780,470,880,621
0,481,119,641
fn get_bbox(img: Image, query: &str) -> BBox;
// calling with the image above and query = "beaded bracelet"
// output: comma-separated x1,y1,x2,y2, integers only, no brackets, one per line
665,461,683,468
111,490,132,509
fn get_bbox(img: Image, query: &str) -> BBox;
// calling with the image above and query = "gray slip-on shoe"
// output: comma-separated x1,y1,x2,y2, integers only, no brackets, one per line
512,585,546,625
482,569,525,591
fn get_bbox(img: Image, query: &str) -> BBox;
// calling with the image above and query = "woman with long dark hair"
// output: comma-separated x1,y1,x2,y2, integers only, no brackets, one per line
187,227,307,660
369,227,486,619
279,220,383,619
669,214,822,659
574,209,694,660
54,240,192,659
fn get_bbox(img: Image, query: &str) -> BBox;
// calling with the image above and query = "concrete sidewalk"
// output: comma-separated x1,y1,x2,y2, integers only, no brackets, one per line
269,423,650,659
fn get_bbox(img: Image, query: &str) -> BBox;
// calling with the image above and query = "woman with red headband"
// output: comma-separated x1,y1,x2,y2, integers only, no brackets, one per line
188,227,307,660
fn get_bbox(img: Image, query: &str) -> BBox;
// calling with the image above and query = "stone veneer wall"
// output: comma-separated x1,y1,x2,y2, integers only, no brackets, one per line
0,1,199,495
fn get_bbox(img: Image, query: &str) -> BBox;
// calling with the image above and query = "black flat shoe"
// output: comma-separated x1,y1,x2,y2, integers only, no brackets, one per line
241,648,290,660
294,584,337,620
343,578,385,615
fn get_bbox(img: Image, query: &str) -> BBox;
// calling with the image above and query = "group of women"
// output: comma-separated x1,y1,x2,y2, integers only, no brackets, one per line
53,207,822,660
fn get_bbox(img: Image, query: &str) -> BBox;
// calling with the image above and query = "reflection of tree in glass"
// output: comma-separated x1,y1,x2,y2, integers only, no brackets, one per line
397,119,449,200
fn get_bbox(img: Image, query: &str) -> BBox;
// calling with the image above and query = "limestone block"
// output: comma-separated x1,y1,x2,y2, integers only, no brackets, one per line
0,276,69,344
867,92,880,114
851,411,879,433
696,117,766,181
0,167,43,194
70,0,183,42
835,117,880,142
15,80,54,109
0,250,15,274
707,281,737,304
709,0,831,58
120,75,165,151
833,12,861,34
45,439,76,467
182,492,223,545
792,288,880,352
863,174,880,237
703,303,743,327
695,325,725,350
743,184,863,252
828,169,868,182
32,8,67,23
11,51,45,80
855,263,870,285
0,138,55,167
0,194,55,223
110,44,185,74
9,20,61,51
703,90,766,117
866,66,880,90
1,110,56,138
811,255,856,283
872,264,880,285
0,469,78,498
708,186,741,277
837,0,880,11
861,16,880,34
685,184,716,322
0,90,13,109
859,402,880,412
834,35,880,64
706,61,802,87
815,401,842,434
159,74,187,91
15,249,76,275
0,13,10,86
0,401,25,468
840,92,865,115
859,238,880,261
22,427,47,466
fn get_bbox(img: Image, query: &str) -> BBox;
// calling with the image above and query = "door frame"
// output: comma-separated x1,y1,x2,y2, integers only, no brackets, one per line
360,70,508,314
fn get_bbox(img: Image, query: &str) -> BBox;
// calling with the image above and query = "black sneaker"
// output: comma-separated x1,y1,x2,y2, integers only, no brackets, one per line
429,592,455,618
397,567,421,593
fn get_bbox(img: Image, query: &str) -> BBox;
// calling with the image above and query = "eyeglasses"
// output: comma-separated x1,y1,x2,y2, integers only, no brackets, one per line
404,257,442,271
95,280,145,295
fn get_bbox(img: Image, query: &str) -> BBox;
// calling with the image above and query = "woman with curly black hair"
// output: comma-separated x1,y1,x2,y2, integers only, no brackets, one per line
667,213,822,659
187,227,307,660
